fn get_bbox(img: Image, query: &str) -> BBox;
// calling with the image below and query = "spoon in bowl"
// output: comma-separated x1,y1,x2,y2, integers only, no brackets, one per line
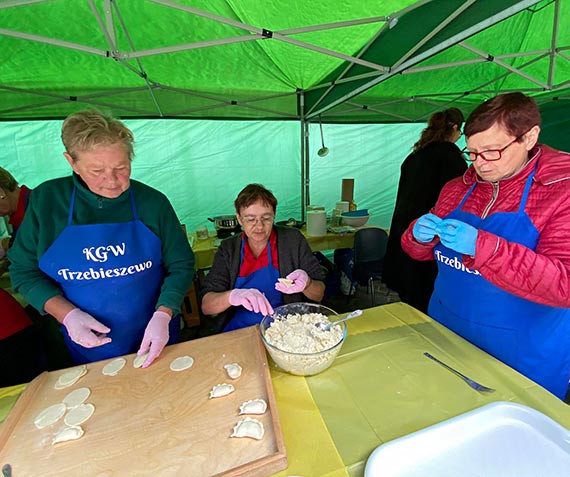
315,309,363,332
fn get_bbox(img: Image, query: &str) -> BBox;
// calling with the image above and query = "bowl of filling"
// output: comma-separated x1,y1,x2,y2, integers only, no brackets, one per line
259,303,347,376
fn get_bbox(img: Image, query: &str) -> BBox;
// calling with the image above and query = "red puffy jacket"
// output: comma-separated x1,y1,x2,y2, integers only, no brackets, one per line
402,145,570,308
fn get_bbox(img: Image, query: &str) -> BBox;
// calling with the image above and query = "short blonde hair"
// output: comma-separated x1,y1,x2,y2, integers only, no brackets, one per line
61,109,134,161
0,167,18,192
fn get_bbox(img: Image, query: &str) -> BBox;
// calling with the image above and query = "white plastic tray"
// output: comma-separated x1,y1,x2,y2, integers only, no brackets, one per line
365,402,570,477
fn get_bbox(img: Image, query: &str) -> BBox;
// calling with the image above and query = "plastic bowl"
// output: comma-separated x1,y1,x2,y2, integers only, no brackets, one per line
341,214,370,227
342,209,369,217
259,303,347,376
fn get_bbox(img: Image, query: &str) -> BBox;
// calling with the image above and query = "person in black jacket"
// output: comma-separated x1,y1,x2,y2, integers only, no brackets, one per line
383,108,467,313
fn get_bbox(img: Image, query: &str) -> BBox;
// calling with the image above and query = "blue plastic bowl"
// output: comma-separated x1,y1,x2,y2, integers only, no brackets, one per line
341,209,369,217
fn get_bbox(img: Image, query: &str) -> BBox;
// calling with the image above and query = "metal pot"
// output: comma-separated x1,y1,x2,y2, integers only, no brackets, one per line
208,215,239,229
208,215,242,238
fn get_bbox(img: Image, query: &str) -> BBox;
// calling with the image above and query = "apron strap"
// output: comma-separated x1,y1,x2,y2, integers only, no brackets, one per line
129,189,139,221
67,187,138,226
67,187,77,226
457,182,477,210
458,162,537,215
519,165,537,213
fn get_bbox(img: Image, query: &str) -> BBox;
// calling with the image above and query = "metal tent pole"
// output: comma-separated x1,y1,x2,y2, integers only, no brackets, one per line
299,91,309,223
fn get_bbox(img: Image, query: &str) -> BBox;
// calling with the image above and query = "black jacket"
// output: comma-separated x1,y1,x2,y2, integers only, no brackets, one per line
383,141,467,313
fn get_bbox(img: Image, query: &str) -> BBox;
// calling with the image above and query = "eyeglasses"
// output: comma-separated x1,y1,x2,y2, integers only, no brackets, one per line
461,133,525,162
241,215,274,226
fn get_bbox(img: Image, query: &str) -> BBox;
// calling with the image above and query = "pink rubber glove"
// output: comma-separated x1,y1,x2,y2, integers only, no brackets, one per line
137,311,171,368
62,308,112,348
275,269,309,294
229,289,274,316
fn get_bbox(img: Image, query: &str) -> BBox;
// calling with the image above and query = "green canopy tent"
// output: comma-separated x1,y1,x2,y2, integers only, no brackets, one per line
1,0,568,231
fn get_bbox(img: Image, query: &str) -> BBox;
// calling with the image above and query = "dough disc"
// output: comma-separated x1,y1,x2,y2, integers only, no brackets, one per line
133,353,149,369
63,387,91,409
170,356,194,371
34,403,66,429
102,358,126,376
55,365,87,389
64,403,95,427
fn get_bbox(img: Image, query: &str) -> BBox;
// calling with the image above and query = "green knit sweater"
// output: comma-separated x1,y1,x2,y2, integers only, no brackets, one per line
8,174,195,314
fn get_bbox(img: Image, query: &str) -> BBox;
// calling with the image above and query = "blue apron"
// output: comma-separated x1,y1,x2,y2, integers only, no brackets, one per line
429,166,570,399
224,237,282,332
39,187,179,364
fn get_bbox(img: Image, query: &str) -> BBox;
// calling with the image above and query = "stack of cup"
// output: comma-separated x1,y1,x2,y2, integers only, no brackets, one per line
330,208,342,227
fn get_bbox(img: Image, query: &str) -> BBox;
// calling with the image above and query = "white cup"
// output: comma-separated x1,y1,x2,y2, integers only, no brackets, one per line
336,201,349,212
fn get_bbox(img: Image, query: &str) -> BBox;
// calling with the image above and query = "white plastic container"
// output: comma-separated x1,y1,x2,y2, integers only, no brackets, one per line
365,402,570,477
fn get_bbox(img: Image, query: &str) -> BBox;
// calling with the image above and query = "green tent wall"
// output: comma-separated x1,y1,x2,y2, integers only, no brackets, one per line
1,0,569,232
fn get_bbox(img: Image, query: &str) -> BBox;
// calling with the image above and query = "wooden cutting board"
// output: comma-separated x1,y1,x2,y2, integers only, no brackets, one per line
0,326,287,476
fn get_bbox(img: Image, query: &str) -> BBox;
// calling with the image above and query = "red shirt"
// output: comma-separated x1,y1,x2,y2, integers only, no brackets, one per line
0,289,31,340
239,229,279,277
8,184,31,231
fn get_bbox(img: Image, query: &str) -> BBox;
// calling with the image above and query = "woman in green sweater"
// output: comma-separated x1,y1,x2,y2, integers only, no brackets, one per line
8,110,194,368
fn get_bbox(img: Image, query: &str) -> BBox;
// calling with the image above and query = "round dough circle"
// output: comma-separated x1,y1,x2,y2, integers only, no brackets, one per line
63,387,91,409
56,365,87,389
170,356,194,372
102,358,126,376
34,403,66,429
64,403,95,427
133,353,149,369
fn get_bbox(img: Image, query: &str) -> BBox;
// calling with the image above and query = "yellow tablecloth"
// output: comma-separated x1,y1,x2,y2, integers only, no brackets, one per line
270,302,570,476
2,302,569,476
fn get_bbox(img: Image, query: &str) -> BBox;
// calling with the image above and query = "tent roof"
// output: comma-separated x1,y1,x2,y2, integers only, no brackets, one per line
1,0,568,122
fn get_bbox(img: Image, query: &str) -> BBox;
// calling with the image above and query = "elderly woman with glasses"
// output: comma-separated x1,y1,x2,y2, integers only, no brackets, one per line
401,92,570,400
201,183,325,332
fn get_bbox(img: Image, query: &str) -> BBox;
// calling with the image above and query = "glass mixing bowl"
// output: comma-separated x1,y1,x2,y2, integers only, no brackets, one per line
259,302,347,376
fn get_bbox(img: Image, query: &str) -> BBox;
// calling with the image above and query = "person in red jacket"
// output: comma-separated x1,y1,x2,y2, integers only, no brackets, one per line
401,92,570,400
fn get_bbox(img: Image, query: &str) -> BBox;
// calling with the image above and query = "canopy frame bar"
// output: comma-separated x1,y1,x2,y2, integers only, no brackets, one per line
459,41,549,89
403,49,550,74
147,0,389,71
305,0,430,117
0,28,107,55
108,0,164,116
547,0,561,88
392,0,477,71
322,53,549,122
0,0,50,9
305,0,541,120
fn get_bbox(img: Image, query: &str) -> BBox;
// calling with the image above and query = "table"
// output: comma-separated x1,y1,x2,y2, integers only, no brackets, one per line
189,226,359,270
2,302,569,476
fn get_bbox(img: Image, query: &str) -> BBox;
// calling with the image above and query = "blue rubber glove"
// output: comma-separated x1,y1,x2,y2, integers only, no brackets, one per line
437,219,478,256
413,213,442,243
